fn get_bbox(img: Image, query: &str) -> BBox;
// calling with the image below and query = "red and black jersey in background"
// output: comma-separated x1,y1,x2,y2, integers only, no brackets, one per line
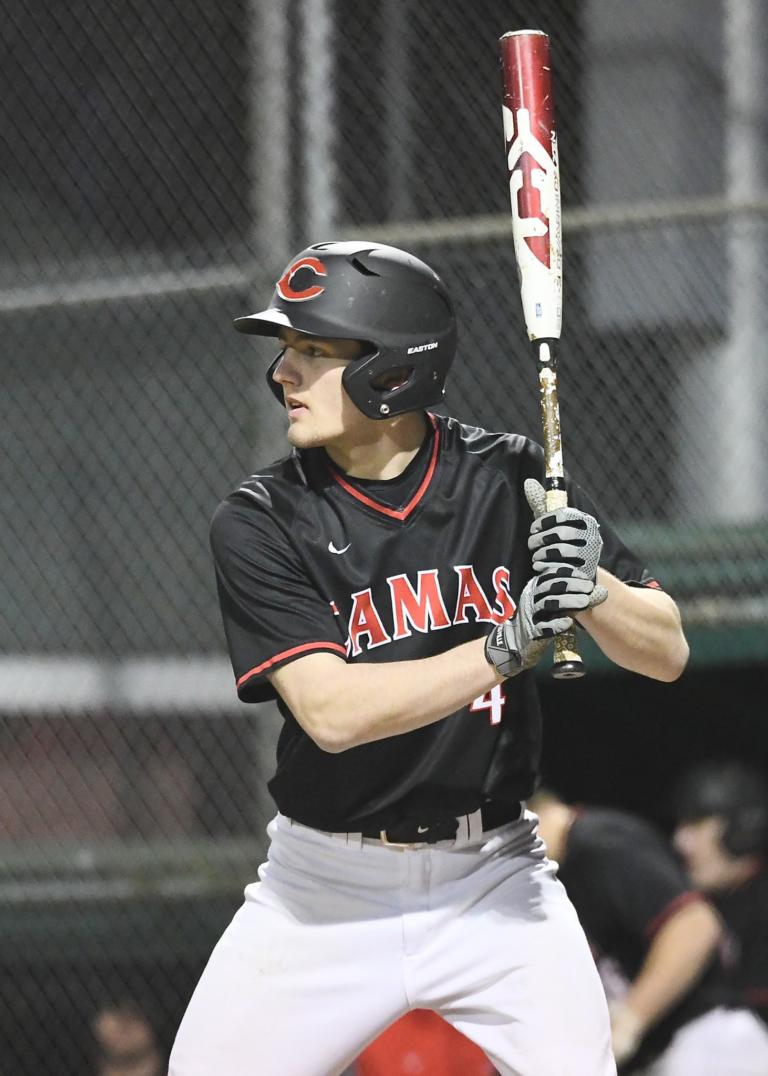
211,414,658,833
558,808,731,1072
712,867,768,1027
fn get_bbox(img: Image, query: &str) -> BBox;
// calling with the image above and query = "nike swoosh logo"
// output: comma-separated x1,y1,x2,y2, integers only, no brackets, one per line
417,825,429,834
328,541,351,555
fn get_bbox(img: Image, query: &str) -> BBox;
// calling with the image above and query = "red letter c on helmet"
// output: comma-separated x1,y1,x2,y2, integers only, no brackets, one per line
276,257,328,302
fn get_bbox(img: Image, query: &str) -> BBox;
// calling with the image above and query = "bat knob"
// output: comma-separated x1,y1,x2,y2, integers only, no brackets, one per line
550,658,586,680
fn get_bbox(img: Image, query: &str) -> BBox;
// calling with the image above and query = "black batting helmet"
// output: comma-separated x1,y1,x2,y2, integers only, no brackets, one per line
671,761,768,857
233,241,457,419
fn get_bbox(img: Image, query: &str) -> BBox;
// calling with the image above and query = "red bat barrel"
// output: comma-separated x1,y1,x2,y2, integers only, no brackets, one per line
499,31,556,273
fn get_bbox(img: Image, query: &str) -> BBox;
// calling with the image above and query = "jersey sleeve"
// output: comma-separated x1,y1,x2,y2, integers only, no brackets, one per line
210,495,347,703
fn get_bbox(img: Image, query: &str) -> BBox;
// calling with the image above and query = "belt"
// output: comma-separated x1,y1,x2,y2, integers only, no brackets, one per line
359,800,523,848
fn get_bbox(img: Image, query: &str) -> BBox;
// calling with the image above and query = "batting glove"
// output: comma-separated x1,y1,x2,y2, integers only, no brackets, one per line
524,478,603,582
485,567,604,678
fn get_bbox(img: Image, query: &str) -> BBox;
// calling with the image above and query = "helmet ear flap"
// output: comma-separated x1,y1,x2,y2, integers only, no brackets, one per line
265,349,285,406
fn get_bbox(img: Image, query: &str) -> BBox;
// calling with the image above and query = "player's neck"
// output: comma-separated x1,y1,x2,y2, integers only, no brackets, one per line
325,411,429,480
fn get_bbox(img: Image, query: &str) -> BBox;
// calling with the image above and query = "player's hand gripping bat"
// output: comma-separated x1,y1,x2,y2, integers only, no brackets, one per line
499,29,584,679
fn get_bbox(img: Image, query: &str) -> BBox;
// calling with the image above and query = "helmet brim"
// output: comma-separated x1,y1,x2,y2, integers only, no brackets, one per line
233,309,293,336
233,308,365,345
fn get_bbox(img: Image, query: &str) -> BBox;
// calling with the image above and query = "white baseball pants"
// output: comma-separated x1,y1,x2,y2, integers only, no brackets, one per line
169,810,615,1076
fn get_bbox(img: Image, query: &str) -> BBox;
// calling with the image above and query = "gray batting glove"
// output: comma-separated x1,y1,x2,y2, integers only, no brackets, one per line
485,567,605,678
524,478,603,582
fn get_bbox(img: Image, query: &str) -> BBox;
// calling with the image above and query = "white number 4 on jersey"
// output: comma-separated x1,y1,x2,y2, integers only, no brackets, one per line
470,684,507,725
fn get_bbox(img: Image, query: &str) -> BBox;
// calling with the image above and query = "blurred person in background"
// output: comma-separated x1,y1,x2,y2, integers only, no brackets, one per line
671,759,768,1028
92,997,164,1076
531,788,768,1074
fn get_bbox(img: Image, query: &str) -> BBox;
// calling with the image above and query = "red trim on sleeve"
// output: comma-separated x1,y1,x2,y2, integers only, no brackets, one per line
236,641,347,688
330,419,441,521
644,890,703,939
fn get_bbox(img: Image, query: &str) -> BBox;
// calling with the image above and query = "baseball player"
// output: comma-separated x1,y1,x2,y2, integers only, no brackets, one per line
532,789,768,1074
671,761,768,1028
169,241,689,1076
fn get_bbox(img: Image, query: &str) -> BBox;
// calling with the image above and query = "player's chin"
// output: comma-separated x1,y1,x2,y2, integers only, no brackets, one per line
285,421,324,450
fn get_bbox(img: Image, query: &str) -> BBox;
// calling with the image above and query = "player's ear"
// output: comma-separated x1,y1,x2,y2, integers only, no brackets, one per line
369,366,413,391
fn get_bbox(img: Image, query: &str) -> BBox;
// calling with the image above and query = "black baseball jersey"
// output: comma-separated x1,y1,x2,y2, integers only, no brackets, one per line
211,414,659,832
558,808,730,1070
713,867,768,1025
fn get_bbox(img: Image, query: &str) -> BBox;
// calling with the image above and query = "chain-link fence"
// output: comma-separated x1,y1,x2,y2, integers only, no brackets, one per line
2,0,767,1070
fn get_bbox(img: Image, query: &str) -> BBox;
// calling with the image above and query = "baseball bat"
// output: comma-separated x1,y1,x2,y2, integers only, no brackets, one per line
498,29,584,679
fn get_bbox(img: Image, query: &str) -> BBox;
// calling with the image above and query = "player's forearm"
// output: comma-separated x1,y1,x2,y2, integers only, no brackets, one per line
577,569,689,681
269,639,503,753
622,900,721,1033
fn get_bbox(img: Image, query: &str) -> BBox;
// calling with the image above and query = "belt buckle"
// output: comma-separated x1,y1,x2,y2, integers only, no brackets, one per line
379,829,426,849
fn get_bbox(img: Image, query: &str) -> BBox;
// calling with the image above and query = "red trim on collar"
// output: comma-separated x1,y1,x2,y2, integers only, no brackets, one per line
329,416,441,522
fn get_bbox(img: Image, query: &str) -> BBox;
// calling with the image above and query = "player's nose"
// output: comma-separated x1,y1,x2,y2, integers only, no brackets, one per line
272,348,301,386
